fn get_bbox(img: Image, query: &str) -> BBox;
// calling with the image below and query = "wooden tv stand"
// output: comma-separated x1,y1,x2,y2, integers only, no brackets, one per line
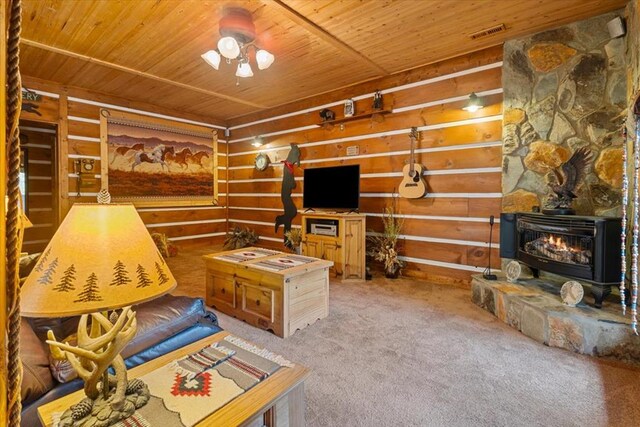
300,212,366,281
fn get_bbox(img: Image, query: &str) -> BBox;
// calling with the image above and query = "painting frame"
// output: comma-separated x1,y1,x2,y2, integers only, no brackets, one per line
100,109,218,207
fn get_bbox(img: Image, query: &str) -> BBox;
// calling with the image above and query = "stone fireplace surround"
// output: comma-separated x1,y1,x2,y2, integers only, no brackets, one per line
472,275,640,364
501,11,625,217
480,8,640,363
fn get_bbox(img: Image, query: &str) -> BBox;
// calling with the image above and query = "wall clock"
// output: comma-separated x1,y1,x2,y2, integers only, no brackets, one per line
255,153,270,171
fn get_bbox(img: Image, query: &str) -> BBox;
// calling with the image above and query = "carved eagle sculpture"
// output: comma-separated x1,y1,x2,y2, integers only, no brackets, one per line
548,147,592,208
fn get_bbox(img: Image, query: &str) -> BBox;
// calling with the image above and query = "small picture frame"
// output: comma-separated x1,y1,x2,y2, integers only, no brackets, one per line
344,99,355,117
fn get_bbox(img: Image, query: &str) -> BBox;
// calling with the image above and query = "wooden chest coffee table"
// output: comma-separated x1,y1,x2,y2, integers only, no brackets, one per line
203,248,333,338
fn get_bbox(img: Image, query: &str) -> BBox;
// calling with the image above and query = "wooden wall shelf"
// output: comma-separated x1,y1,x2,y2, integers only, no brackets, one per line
317,109,391,128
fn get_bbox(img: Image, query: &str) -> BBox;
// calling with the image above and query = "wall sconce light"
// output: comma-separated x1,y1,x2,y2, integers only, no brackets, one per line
252,136,264,147
462,92,484,112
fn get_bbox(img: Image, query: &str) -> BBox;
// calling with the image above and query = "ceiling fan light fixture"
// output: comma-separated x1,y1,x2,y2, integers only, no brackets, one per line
252,136,264,147
201,50,221,70
256,49,275,70
463,92,483,112
203,7,272,83
218,36,240,59
236,62,254,78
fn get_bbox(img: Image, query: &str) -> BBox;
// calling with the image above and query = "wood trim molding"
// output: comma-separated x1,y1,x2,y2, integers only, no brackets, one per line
20,38,266,110
271,0,389,76
57,93,70,222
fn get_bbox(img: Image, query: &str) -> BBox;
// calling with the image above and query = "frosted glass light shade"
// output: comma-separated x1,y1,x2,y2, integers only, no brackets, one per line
20,203,177,317
236,62,254,78
218,36,240,59
201,50,221,70
255,49,275,70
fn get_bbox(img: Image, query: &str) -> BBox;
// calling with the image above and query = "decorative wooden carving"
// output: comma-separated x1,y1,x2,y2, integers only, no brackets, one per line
275,144,301,248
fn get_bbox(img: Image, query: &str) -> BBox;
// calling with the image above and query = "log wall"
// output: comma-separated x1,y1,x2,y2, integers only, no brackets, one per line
226,47,504,285
19,78,229,248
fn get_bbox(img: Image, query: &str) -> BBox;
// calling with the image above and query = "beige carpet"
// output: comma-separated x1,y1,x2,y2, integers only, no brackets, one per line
168,247,640,426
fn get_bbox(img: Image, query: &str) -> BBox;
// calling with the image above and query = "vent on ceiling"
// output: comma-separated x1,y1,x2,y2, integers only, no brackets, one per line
469,24,507,40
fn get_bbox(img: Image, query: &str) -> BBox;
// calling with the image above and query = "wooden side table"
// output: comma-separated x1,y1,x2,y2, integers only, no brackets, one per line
37,331,309,427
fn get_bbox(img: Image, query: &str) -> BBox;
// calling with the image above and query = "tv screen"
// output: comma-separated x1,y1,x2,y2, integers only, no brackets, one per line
303,165,360,210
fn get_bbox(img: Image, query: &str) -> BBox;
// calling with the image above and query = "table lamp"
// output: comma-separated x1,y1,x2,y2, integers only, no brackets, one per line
21,202,177,426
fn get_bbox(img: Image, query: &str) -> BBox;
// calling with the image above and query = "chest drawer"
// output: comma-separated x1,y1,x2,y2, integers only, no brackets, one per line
239,280,276,325
206,273,236,309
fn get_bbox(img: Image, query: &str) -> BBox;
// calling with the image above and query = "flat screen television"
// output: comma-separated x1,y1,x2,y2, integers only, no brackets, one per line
303,165,360,210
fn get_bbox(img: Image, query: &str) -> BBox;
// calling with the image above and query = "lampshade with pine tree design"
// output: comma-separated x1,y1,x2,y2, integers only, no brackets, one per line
20,203,177,317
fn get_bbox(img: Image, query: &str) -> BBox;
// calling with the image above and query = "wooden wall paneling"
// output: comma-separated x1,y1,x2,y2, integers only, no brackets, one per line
26,209,54,224
68,139,101,156
228,95,503,154
137,207,226,224
68,119,100,138
401,261,475,287
366,216,500,243
362,173,502,194
399,239,500,270
227,144,502,181
228,208,303,226
23,226,56,241
145,221,227,239
229,65,503,140
228,119,503,168
228,195,302,210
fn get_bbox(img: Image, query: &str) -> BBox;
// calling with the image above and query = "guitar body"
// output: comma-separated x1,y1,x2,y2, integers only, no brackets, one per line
399,163,427,199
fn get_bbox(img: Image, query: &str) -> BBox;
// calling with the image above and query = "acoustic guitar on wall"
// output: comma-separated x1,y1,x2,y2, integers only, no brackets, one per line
399,127,427,199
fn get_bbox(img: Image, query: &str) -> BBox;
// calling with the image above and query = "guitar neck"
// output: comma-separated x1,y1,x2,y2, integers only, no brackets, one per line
409,127,418,172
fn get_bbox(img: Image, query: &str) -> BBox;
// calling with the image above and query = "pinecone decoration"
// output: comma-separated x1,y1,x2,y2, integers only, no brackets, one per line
71,398,93,420
126,378,146,394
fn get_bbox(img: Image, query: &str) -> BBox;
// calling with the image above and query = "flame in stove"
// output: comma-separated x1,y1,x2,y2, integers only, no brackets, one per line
547,235,570,251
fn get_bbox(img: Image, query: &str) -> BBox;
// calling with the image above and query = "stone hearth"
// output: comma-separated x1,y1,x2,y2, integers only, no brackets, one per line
471,274,640,364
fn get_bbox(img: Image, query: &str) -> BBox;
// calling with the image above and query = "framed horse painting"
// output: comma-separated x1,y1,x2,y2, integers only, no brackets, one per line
99,109,219,207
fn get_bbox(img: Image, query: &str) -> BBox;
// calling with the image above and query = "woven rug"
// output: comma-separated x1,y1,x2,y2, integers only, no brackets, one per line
250,254,317,272
53,336,293,427
213,248,280,263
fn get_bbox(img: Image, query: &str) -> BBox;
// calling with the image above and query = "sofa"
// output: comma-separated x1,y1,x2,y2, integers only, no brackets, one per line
20,294,222,426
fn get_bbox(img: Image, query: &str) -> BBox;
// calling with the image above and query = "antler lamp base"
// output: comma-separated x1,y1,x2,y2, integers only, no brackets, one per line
46,307,151,427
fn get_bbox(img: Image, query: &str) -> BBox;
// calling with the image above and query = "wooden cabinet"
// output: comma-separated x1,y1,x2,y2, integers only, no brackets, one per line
203,249,332,338
301,212,366,281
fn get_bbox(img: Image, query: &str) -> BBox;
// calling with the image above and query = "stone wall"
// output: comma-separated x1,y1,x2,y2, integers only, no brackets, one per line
502,11,626,216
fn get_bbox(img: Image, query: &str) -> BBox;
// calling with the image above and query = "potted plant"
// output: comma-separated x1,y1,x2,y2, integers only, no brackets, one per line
367,202,404,278
285,228,303,254
224,226,259,250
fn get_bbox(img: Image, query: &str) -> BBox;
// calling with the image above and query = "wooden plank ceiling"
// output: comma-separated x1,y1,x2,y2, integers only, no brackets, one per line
21,0,626,123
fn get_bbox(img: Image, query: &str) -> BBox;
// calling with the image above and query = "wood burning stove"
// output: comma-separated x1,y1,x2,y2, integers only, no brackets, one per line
500,213,621,308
